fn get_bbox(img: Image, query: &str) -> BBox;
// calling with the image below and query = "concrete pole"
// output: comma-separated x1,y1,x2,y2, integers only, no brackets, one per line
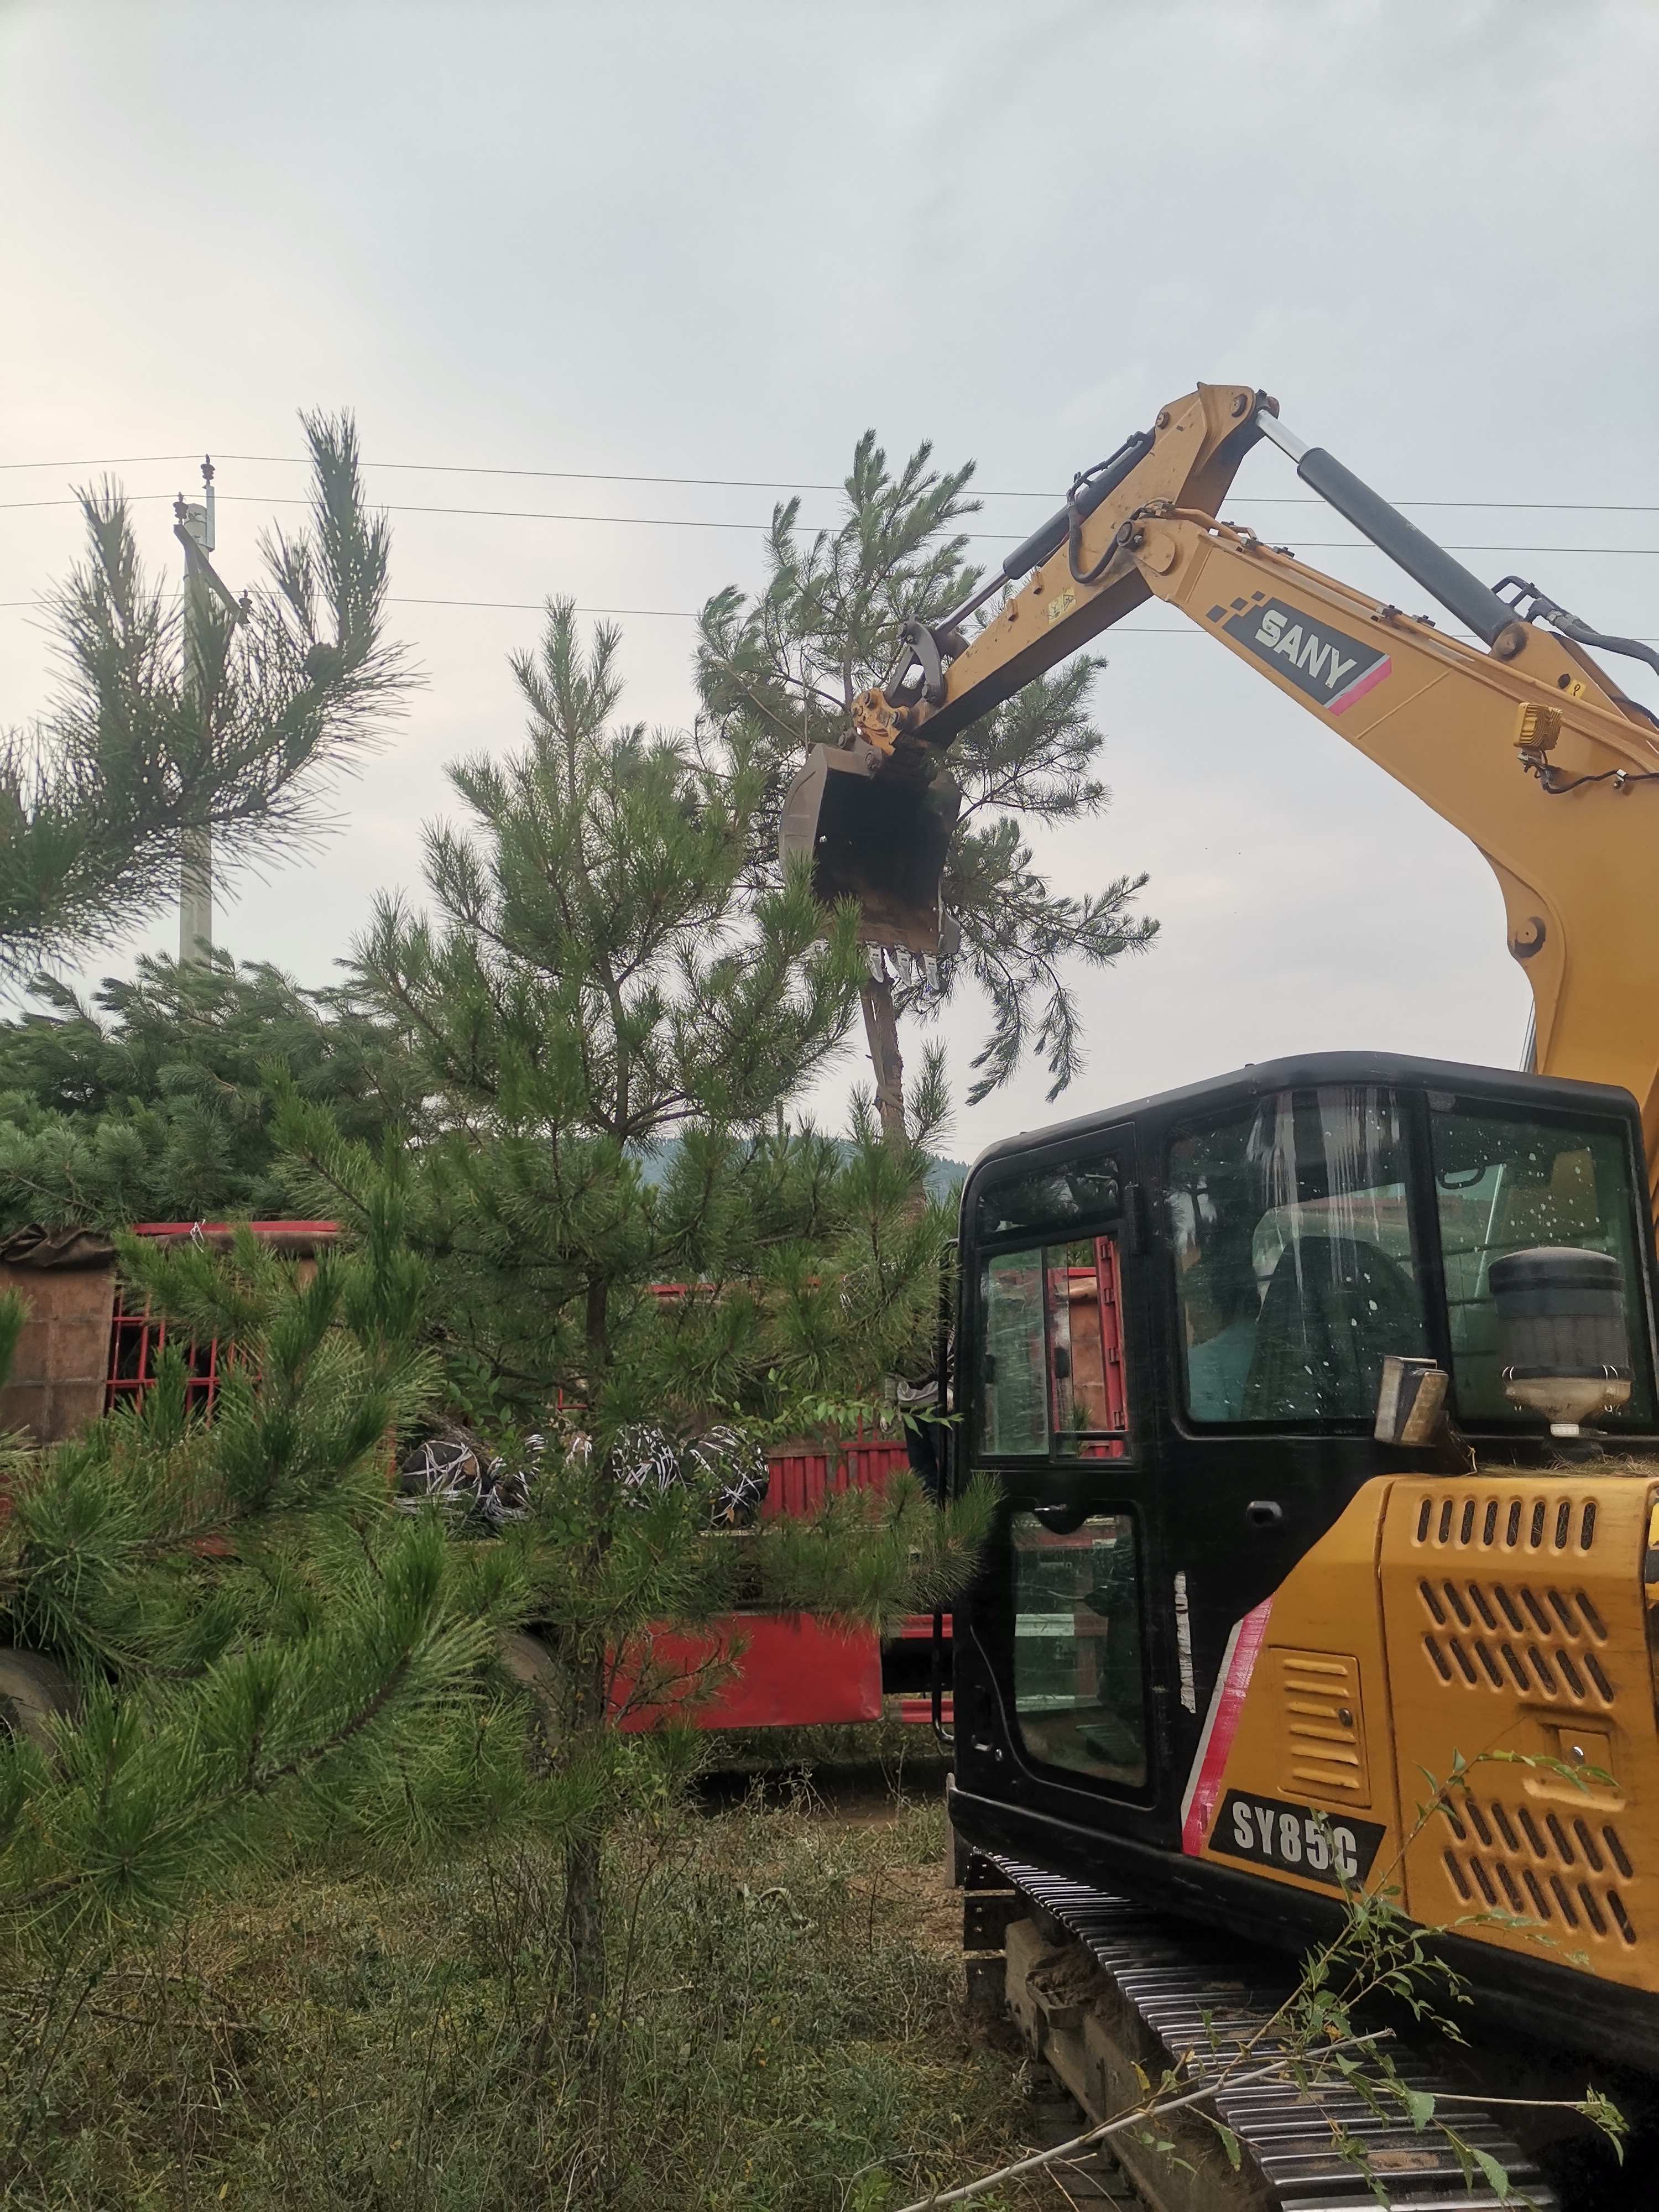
176,460,215,964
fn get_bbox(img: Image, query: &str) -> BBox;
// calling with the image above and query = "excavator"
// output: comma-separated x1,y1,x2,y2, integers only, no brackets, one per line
783,386,1659,2207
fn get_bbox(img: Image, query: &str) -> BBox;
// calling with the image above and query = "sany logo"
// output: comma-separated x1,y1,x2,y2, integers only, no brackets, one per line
1255,609,1361,695
1218,595,1392,716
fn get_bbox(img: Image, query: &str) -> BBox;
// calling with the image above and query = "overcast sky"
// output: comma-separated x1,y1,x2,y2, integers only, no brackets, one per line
4,2,1657,1163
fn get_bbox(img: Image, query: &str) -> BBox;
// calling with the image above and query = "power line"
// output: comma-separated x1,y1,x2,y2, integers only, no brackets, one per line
0,455,200,472
1,447,1657,515
4,487,1659,557
388,602,1659,639
393,598,697,617
2,592,1655,644
0,594,700,616
0,492,769,528
1,492,802,530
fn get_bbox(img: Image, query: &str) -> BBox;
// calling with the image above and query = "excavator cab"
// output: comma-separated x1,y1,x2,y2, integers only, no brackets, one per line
778,739,962,955
946,1047,1659,2073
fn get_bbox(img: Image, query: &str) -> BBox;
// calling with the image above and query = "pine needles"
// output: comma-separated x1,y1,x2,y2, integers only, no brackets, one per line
0,412,413,976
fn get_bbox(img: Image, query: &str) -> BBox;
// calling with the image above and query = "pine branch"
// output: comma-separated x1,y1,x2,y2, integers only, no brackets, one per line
1,414,414,975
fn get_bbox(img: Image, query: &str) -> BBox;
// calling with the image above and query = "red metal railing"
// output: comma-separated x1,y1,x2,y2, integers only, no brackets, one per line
106,1222,339,1416
105,1284,234,1417
108,1223,915,1501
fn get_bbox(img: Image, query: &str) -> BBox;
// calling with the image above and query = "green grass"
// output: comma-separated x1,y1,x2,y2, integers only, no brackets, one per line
0,1780,1045,2211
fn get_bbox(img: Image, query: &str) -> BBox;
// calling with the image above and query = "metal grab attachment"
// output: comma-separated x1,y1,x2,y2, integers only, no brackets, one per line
778,740,962,955
898,618,949,708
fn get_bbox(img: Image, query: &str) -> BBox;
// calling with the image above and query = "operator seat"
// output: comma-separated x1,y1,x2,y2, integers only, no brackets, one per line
1240,1233,1426,1422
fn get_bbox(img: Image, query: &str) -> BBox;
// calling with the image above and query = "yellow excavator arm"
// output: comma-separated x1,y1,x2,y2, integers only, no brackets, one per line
843,383,1659,1206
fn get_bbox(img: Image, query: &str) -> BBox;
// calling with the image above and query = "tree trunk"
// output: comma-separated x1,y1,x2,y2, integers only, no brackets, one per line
562,1649,611,2006
562,1828,606,2008
860,974,906,1145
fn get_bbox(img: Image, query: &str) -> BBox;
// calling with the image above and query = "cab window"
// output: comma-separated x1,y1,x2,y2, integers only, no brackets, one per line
979,1237,1128,1458
1430,1106,1652,1423
982,1250,1046,1453
1011,1510,1146,1788
1167,1086,1427,1423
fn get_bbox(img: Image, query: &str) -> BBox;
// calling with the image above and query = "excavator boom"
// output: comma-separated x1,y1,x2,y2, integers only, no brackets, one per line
802,382,1659,1203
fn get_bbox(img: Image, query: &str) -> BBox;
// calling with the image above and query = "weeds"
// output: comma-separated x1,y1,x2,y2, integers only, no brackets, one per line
0,1784,1036,2211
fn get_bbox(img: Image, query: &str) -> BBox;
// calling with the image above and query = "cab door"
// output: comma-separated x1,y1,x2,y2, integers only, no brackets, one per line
954,1130,1177,1850
1149,1079,1437,1812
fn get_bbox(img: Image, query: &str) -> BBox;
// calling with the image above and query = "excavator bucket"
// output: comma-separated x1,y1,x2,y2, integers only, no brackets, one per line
779,742,962,955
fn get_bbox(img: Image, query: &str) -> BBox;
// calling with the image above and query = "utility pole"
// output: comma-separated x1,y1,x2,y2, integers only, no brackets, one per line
172,458,246,965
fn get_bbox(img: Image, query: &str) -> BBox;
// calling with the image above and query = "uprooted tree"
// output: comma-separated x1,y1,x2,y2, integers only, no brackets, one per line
695,432,1159,1135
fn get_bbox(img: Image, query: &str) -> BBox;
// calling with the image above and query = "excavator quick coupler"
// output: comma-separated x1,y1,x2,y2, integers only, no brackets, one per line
778,738,962,956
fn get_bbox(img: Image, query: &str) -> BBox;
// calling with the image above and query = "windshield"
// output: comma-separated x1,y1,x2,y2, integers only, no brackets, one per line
1167,1086,1427,1423
1430,1106,1652,1424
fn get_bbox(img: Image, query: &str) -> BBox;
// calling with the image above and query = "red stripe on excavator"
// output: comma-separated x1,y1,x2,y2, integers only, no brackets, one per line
1327,657,1392,714
1180,1599,1274,1856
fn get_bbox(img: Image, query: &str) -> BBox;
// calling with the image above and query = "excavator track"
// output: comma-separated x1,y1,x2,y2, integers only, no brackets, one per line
974,1854,1559,2212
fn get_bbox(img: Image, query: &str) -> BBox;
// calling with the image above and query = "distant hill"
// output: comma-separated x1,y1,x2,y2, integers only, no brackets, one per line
924,1156,968,1204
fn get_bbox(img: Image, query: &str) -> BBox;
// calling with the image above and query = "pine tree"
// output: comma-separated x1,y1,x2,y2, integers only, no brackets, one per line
0,412,410,975
696,431,1158,1132
0,597,991,2028
0,1166,526,1984
0,951,411,1233
332,599,993,1992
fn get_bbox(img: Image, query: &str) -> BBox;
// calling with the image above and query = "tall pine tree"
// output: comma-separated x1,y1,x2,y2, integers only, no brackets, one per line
335,598,991,1990
696,432,1157,1133
0,602,991,2021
